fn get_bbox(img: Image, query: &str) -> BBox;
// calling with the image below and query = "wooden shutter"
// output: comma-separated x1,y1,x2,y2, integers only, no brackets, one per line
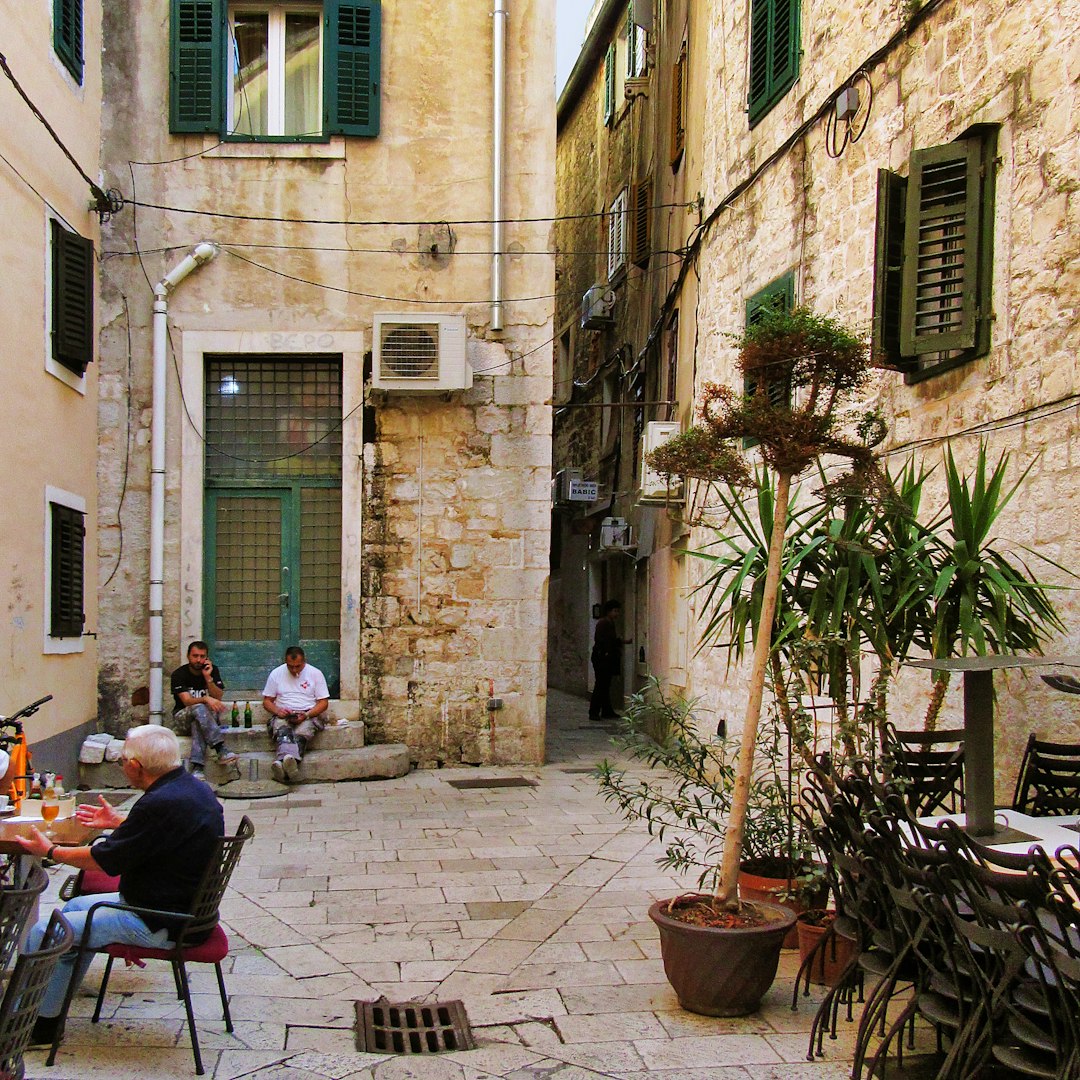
603,44,615,125
50,503,85,638
900,135,991,355
748,0,800,127
607,191,627,278
53,0,84,83
744,273,795,413
871,169,908,370
51,220,94,375
169,0,223,133
631,179,651,267
670,49,685,166
326,0,381,137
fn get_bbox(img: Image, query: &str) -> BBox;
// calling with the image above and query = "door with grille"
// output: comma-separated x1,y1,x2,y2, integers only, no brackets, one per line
203,356,342,695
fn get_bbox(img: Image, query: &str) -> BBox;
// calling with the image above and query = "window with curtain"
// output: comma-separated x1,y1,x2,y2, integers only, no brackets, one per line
170,0,380,139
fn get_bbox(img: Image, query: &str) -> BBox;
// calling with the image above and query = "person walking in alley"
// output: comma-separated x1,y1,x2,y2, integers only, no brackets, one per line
262,645,329,783
589,600,626,721
171,641,239,781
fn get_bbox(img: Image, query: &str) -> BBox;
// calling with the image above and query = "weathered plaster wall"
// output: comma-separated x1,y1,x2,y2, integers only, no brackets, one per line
677,0,1079,797
97,0,554,764
0,3,101,760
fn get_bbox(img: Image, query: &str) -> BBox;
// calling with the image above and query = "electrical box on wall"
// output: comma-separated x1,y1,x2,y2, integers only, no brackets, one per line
639,420,684,503
372,313,472,392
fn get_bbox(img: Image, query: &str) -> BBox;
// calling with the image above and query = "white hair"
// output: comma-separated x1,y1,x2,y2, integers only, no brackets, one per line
124,725,182,774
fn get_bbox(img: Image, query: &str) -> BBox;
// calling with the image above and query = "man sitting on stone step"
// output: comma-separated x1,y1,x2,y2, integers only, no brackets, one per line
262,645,329,784
170,640,240,782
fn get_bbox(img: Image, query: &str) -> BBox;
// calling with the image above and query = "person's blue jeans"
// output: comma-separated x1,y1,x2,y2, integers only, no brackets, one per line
175,703,228,768
27,892,171,1018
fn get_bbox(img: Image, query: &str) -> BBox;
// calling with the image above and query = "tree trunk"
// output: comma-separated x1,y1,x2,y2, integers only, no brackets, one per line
716,469,793,910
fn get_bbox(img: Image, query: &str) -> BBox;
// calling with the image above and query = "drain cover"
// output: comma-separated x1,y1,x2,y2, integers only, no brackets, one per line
355,998,475,1054
445,776,536,790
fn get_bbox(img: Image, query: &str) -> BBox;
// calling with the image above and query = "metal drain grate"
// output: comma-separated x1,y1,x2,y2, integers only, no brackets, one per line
355,998,475,1054
445,776,536,790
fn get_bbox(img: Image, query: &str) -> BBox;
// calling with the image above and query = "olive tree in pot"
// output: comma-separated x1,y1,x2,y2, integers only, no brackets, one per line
614,306,880,1015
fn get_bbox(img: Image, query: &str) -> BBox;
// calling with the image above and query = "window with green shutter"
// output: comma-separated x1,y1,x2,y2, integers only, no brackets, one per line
743,273,795,445
169,0,380,139
603,43,615,126
54,0,84,83
747,0,799,128
50,502,85,639
50,219,94,377
872,126,996,382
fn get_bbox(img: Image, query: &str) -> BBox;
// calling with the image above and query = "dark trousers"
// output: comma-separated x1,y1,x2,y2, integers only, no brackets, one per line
589,658,619,719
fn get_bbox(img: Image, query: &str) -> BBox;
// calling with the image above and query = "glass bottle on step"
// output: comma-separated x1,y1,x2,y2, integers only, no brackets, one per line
244,701,252,729
231,701,240,727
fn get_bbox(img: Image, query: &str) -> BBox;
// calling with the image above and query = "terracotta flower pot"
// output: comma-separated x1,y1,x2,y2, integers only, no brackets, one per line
795,910,855,986
738,861,827,949
649,895,796,1017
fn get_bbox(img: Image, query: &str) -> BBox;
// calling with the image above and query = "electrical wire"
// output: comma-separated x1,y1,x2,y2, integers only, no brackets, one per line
0,52,111,212
103,295,134,589
121,196,695,228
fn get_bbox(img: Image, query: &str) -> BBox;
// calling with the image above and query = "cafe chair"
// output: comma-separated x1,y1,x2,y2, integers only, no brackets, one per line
0,864,49,979
0,911,73,1080
882,722,965,817
47,815,254,1076
1011,733,1080,817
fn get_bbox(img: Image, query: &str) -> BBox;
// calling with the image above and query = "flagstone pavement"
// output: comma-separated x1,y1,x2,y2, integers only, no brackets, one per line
26,689,862,1080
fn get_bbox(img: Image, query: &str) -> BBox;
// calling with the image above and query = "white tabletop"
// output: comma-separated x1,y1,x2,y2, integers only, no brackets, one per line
917,808,1080,857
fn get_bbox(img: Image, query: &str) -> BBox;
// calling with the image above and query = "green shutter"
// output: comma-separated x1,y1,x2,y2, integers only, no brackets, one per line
872,169,908,371
900,132,995,356
170,0,223,133
53,0,84,83
325,0,381,137
748,0,800,127
743,274,795,445
603,44,615,125
50,503,85,639
51,220,94,375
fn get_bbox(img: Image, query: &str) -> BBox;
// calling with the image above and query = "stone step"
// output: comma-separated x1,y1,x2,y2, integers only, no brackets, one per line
79,719,410,788
212,719,367,754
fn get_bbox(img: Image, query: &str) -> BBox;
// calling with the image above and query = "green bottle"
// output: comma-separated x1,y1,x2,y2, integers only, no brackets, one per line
244,701,253,729
230,702,240,727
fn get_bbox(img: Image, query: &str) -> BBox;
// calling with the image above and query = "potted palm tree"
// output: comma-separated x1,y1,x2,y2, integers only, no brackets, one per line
597,307,882,1015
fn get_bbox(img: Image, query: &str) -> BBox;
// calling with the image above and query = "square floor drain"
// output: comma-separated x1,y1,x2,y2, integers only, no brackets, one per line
445,776,536,790
355,998,475,1054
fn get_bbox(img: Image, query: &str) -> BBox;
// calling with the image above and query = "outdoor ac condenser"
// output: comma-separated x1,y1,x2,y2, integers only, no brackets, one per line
372,313,472,392
580,284,616,330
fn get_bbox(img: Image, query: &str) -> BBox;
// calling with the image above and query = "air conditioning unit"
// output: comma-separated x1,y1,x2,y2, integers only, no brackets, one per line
599,516,635,551
372,313,472,392
640,420,685,503
581,284,616,330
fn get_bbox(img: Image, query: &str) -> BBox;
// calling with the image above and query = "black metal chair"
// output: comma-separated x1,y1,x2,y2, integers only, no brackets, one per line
48,815,254,1076
882,722,965,817
0,910,73,1080
1011,733,1080,816
0,864,49,980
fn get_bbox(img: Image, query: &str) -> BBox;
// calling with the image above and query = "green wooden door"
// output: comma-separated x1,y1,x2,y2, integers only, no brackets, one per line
203,355,343,696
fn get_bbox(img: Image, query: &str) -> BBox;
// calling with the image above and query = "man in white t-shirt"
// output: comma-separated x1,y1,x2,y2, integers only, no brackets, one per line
261,646,330,784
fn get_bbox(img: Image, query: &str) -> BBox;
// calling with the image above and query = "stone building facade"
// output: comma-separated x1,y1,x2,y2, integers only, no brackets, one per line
95,0,554,765
555,0,1079,793
0,1,103,774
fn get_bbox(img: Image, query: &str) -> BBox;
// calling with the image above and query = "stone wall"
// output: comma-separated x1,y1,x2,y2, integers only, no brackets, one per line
96,0,555,764
675,0,1080,796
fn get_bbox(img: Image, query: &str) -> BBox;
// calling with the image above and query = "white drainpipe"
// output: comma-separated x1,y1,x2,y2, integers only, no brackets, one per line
149,242,218,723
491,0,508,332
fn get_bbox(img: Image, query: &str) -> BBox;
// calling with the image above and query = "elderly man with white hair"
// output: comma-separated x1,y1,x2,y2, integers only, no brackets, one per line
16,724,224,1047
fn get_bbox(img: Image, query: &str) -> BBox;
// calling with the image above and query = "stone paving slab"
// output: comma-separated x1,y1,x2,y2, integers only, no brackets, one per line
26,689,877,1080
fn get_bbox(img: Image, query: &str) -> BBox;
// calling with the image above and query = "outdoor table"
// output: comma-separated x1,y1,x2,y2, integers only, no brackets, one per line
908,655,1080,839
917,808,1080,859
0,814,102,855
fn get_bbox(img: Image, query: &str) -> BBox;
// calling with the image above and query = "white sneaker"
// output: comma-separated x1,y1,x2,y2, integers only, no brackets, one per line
270,759,286,784
282,755,299,782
